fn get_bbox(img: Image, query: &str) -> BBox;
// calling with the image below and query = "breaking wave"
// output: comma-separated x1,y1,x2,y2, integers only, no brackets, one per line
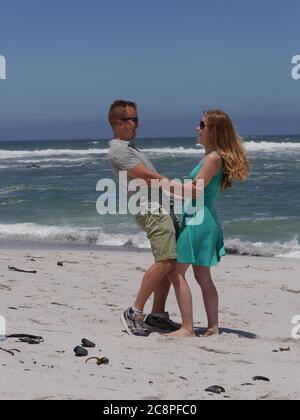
0,223,299,258
1,141,300,161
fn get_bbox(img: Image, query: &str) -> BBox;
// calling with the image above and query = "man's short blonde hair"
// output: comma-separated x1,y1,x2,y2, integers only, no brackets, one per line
108,100,137,127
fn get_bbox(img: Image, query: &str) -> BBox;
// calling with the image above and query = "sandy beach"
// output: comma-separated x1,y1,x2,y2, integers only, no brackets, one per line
0,246,299,400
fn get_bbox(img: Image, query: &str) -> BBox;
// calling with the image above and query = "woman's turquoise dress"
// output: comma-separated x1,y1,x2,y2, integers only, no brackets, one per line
176,157,226,267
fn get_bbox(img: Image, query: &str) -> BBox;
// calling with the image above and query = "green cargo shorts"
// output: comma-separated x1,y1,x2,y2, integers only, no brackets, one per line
135,212,181,262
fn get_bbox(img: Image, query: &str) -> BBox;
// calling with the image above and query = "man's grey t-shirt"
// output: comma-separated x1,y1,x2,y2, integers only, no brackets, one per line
108,139,169,213
108,139,156,178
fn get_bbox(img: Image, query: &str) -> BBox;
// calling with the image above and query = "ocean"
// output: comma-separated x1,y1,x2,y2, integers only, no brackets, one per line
0,136,299,258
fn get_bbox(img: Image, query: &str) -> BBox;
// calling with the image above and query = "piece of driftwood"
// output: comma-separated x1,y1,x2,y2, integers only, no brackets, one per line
8,266,37,274
7,334,43,341
85,357,109,366
0,347,20,356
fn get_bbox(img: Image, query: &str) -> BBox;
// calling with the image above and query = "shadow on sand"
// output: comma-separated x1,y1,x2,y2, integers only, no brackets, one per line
194,327,258,340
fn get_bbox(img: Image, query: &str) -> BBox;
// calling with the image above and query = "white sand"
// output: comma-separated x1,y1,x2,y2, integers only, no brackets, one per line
0,248,299,400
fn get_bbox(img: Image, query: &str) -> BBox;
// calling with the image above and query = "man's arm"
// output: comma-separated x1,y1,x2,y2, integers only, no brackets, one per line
128,164,169,185
128,164,203,200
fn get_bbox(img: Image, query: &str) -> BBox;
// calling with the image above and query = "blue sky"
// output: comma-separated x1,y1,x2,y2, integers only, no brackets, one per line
0,0,300,140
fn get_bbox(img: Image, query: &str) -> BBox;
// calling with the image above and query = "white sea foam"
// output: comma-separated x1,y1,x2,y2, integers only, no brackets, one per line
13,158,91,163
0,148,108,159
277,251,300,259
0,223,150,249
225,237,300,258
244,141,300,152
0,223,299,258
1,141,300,161
145,142,300,154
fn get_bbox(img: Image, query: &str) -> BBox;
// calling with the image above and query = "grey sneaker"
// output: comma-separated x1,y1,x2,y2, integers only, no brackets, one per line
144,312,181,333
121,308,151,337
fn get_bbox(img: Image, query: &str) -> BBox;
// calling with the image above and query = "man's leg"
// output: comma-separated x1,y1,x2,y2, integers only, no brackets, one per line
143,271,181,333
133,260,175,312
121,213,178,336
121,260,175,337
151,274,172,315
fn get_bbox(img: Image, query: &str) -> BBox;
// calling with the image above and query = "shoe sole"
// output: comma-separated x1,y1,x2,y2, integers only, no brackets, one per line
120,313,135,337
144,321,181,334
145,325,178,334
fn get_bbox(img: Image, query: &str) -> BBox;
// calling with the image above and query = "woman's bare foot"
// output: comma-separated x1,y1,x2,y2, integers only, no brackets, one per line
167,327,195,338
203,326,219,337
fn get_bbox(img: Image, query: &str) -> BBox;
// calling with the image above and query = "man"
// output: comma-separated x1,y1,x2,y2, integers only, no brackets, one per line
108,100,181,336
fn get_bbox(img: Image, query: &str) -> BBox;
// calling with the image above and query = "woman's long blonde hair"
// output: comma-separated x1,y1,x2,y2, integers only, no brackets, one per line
205,109,250,190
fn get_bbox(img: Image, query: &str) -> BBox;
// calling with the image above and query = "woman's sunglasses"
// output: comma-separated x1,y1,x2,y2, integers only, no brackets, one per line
199,121,206,129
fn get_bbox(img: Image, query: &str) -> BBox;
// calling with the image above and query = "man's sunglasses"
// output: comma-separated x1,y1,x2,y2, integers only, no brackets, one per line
120,117,139,125
199,121,206,129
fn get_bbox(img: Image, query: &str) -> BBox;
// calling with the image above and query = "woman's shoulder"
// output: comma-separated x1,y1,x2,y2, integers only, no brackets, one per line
203,152,223,170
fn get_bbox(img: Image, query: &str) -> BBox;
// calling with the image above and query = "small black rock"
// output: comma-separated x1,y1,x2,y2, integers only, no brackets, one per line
253,376,270,382
74,346,88,357
205,385,226,395
81,339,96,348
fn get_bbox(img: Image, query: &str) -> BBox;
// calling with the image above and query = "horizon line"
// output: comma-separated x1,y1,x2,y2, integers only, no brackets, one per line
0,133,299,143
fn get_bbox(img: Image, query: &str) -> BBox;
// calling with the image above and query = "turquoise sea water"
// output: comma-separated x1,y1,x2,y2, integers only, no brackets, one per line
0,136,299,258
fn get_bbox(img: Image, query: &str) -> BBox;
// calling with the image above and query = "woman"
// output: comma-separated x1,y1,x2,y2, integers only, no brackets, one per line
169,109,250,337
